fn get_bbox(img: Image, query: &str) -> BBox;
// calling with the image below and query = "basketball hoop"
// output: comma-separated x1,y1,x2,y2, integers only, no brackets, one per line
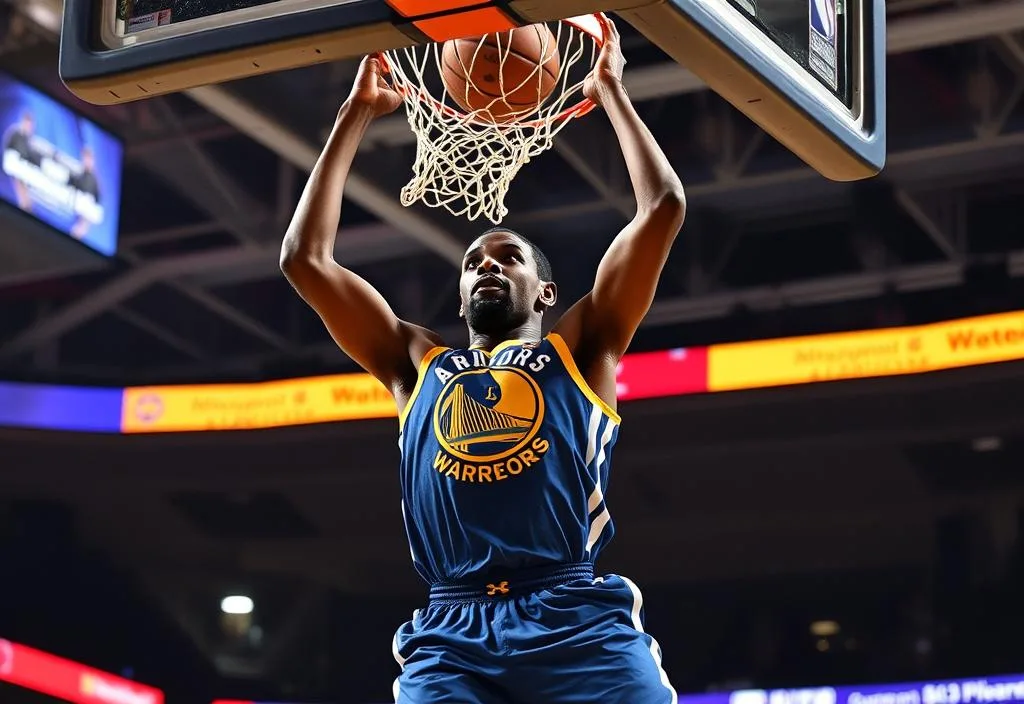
382,14,608,225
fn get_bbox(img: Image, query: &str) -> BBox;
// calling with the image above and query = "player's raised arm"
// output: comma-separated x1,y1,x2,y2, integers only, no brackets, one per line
554,18,686,361
281,55,442,399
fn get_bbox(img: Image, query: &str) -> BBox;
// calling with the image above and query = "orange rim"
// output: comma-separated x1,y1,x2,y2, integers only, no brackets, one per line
380,13,609,129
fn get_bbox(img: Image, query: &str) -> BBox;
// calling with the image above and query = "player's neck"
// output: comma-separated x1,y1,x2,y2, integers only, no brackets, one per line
467,321,542,352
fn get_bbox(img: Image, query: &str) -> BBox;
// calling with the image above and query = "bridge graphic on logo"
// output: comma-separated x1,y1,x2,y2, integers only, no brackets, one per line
439,384,532,452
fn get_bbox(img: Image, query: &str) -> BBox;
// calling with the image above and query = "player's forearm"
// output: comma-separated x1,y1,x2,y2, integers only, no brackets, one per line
597,82,685,215
281,100,375,268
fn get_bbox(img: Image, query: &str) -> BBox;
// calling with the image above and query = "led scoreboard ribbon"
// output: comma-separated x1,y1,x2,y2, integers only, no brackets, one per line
707,309,1024,391
0,638,164,704
0,309,1022,433
209,674,1024,704
679,675,1024,704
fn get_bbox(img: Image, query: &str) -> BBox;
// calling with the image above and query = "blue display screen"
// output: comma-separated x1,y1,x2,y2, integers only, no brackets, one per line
0,381,123,433
0,74,123,256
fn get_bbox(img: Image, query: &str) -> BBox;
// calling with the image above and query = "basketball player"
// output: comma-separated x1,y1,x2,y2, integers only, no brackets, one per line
281,18,685,703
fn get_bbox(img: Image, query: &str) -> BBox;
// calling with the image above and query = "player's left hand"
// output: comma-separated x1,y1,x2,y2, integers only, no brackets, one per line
346,53,403,118
583,15,626,104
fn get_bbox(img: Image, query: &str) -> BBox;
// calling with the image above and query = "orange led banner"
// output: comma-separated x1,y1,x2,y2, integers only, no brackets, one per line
707,310,1024,392
117,346,708,433
121,373,395,433
8,310,1024,435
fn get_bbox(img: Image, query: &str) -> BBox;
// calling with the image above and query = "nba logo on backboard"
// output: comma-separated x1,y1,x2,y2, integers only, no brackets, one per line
809,0,839,90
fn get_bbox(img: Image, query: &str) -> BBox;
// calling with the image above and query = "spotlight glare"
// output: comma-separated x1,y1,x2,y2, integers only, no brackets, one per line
220,595,253,615
810,620,840,637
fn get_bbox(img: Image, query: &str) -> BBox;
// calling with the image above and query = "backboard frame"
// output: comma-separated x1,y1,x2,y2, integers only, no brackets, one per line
617,0,885,180
59,0,408,104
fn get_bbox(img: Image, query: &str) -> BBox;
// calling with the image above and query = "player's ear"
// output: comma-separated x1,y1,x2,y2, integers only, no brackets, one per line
537,281,557,311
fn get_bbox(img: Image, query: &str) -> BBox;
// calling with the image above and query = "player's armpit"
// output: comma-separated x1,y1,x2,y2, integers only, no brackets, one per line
587,193,685,353
549,293,623,413
554,190,685,371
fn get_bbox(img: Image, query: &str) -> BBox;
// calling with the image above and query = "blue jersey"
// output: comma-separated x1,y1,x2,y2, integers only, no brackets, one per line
397,333,621,585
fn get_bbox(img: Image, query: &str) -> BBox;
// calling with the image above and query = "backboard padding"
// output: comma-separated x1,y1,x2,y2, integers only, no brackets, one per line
509,0,659,24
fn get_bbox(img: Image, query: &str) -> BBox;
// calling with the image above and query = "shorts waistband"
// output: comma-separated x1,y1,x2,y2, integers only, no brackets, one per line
429,562,594,605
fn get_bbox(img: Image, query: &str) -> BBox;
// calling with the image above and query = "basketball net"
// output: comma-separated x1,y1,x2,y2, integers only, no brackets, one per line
382,15,606,225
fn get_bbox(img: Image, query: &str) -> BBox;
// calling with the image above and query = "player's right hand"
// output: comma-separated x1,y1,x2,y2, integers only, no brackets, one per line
347,54,403,118
583,16,626,105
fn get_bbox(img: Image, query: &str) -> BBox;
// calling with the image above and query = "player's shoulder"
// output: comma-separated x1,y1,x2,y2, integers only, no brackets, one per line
389,321,448,401
399,320,448,365
400,319,445,345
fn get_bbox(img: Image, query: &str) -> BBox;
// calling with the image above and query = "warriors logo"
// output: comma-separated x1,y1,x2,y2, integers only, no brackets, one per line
433,367,544,462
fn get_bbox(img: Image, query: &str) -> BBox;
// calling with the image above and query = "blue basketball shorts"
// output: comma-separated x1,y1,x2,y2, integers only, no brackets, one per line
391,564,676,704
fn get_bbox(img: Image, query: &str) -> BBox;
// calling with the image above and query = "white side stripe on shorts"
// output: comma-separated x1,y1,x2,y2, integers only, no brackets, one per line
392,627,407,668
391,609,419,703
391,632,403,703
621,576,678,701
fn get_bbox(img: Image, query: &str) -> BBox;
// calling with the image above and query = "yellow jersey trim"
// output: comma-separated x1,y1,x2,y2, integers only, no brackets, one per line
546,333,622,424
398,345,449,430
469,338,528,355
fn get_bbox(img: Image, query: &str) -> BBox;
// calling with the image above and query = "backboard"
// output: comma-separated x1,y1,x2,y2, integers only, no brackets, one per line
59,0,885,180
616,0,885,179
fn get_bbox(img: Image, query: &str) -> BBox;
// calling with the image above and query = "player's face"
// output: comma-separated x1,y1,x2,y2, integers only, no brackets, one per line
460,231,551,336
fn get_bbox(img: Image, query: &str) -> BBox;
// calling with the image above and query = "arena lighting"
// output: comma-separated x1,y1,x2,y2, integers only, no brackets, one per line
3,308,1024,434
972,436,1003,452
22,1,61,34
810,620,841,637
220,596,253,615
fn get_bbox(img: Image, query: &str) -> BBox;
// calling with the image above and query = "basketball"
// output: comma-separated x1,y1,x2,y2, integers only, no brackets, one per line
440,24,561,123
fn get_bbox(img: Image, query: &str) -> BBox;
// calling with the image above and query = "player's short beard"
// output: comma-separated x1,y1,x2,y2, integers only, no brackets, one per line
466,295,516,337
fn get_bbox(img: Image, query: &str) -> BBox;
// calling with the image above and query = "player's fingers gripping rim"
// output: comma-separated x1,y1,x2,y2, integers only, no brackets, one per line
375,51,410,98
358,53,379,76
604,18,625,68
591,16,625,79
598,13,620,47
370,51,388,74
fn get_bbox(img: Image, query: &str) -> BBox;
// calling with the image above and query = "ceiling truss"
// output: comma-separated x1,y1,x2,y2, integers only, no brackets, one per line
1,0,1023,382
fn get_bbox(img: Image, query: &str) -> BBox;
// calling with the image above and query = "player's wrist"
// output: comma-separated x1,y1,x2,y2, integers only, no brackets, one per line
591,75,627,103
337,99,379,125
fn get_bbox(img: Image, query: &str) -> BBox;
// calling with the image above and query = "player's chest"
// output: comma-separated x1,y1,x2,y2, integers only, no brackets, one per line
409,347,572,485
425,348,560,425
432,345,556,382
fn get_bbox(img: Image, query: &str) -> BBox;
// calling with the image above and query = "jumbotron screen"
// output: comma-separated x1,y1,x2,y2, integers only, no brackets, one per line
0,73,122,256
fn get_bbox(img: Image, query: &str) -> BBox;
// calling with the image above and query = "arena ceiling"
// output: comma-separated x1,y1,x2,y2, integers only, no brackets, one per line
0,0,1024,385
